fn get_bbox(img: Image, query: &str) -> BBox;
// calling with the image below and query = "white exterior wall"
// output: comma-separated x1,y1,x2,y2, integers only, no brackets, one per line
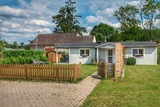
125,47,157,65
69,48,96,64
98,44,115,63
99,49,115,63
99,49,105,62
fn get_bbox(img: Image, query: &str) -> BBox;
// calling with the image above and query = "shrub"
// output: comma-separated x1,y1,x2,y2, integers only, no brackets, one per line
127,57,136,65
2,50,48,64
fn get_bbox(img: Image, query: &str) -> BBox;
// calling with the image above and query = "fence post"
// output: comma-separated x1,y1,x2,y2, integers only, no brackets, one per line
106,63,108,78
56,65,59,81
74,64,76,81
79,62,82,79
25,64,27,79
102,62,106,78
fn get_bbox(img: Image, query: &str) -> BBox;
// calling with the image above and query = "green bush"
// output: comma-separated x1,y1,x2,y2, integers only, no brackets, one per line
3,50,42,58
127,57,136,65
2,50,48,64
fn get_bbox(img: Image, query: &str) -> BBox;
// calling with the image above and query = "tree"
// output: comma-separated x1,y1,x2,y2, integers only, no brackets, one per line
52,0,86,35
0,36,4,52
114,4,140,41
90,23,118,42
12,41,18,49
140,0,160,40
153,28,160,43
20,42,24,48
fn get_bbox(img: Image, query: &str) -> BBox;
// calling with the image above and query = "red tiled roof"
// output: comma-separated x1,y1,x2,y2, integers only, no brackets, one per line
30,33,95,46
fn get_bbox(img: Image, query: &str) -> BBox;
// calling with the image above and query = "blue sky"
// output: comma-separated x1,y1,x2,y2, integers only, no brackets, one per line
0,0,159,44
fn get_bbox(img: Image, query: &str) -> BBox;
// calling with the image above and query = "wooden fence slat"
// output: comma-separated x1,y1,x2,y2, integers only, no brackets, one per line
98,62,115,78
0,64,81,81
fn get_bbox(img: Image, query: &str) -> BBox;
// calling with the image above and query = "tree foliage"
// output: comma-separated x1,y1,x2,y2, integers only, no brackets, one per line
114,4,139,26
90,23,119,42
1,39,30,50
113,1,160,42
114,4,140,41
52,0,86,35
0,36,4,52
140,0,160,40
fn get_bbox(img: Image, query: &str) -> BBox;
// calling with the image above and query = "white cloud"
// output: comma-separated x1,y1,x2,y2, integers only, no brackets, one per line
1,21,21,29
86,16,98,23
86,15,117,28
111,23,121,28
97,8,115,16
127,1,140,6
86,26,93,32
25,19,52,27
154,19,160,28
0,6,29,18
0,28,9,32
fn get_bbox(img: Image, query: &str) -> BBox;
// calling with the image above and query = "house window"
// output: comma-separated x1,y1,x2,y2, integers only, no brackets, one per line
80,49,90,57
108,50,113,63
132,49,144,57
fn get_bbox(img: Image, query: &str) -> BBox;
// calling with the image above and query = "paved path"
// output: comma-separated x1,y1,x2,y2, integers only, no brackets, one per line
0,72,100,107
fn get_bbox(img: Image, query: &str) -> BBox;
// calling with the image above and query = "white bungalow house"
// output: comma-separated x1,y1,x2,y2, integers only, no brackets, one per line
30,33,157,65
55,41,157,65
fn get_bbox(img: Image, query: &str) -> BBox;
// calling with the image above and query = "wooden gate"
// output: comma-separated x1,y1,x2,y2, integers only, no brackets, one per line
98,62,115,78
107,63,115,78
47,51,62,63
48,51,56,62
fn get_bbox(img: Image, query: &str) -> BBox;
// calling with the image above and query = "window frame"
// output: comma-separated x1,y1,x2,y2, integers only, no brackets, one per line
132,48,145,57
108,49,113,63
79,48,90,57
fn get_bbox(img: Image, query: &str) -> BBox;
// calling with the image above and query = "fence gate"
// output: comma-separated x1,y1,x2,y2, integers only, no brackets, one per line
98,62,115,78
47,51,56,62
107,63,115,78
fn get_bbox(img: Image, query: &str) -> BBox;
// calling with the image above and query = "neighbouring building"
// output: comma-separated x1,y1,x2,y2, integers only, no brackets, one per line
30,33,96,51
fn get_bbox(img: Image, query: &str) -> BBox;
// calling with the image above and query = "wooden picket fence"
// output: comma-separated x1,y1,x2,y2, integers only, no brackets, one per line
0,64,81,81
98,62,115,78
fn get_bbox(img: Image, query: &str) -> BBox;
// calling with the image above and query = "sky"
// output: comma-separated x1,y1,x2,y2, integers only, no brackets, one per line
0,0,159,44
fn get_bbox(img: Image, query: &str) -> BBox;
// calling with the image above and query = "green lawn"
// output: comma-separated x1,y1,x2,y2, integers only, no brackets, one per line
81,64,97,80
81,65,160,107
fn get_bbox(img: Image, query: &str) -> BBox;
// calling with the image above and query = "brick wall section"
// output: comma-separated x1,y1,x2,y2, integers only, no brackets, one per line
115,43,123,78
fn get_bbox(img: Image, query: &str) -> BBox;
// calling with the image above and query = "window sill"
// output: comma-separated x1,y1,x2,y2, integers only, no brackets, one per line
79,56,90,58
134,56,144,58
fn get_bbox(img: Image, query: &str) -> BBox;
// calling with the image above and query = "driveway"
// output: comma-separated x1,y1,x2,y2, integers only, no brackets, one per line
0,73,100,107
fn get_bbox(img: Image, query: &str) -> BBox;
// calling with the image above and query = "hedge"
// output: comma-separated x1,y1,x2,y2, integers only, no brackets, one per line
1,50,47,64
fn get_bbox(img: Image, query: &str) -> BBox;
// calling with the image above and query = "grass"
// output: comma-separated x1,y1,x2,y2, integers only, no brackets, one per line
81,64,97,80
81,65,160,107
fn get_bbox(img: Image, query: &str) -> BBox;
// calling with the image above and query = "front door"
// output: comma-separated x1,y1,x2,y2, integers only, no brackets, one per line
108,50,113,63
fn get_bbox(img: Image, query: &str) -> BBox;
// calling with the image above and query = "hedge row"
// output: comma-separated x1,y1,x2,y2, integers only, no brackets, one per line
3,50,42,58
1,50,47,64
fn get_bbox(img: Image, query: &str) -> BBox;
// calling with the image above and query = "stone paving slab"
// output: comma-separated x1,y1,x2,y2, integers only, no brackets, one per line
0,72,100,107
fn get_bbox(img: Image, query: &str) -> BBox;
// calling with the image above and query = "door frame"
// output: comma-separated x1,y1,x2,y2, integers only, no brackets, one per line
105,49,114,63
